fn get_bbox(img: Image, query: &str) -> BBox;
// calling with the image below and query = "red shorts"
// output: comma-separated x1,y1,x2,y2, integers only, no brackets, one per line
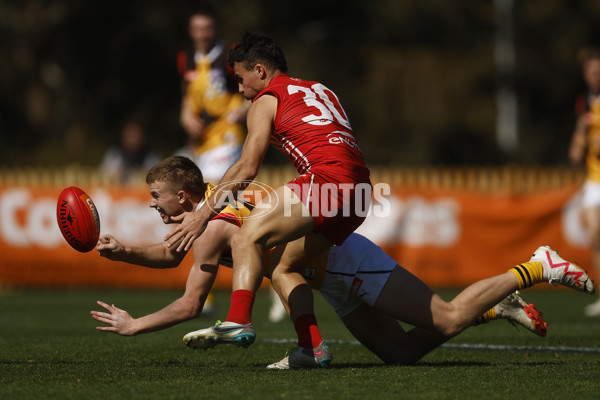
285,170,372,245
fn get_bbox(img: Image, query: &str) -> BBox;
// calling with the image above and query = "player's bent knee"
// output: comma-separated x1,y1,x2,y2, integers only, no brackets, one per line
432,311,464,337
231,224,271,253
230,230,257,253
437,324,462,338
270,267,284,281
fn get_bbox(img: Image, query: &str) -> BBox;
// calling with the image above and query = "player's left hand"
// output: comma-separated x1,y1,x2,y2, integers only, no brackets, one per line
164,211,208,252
90,301,136,336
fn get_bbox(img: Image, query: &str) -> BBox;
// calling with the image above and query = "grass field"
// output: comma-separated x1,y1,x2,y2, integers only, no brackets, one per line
1,287,599,400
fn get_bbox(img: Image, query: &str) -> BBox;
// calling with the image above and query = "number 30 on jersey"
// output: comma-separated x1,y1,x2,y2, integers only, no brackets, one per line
288,83,351,129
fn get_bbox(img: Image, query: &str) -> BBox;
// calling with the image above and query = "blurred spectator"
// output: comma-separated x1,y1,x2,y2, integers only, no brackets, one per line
568,47,600,316
100,119,160,183
175,5,248,183
176,10,285,320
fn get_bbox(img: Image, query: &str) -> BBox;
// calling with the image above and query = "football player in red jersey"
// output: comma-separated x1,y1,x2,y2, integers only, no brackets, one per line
165,31,372,364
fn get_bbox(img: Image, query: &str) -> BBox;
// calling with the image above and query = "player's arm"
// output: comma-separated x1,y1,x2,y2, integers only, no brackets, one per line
165,95,277,251
569,112,589,165
91,220,236,335
96,233,187,269
203,95,275,212
227,98,251,124
180,94,205,137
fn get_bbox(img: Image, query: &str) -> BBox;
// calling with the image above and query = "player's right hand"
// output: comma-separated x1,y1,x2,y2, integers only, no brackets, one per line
96,234,125,259
164,211,208,252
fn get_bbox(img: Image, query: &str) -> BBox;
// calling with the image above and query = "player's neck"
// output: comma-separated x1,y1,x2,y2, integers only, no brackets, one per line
265,70,284,86
192,195,207,212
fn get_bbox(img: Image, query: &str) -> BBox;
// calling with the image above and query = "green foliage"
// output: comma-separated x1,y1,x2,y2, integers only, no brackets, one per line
0,289,599,399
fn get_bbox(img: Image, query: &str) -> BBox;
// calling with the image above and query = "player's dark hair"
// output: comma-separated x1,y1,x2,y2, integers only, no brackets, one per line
189,4,217,23
146,156,205,197
228,31,288,73
579,47,600,65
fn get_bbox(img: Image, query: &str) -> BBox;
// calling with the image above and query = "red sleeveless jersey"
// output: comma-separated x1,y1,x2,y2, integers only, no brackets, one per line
254,75,369,181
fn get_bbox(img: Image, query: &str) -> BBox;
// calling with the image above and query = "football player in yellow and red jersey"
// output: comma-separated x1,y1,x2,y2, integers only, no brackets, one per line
92,156,251,335
92,156,593,369
177,6,248,184
569,48,600,316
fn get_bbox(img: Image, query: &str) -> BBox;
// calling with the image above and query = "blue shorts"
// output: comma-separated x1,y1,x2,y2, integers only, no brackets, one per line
319,233,397,318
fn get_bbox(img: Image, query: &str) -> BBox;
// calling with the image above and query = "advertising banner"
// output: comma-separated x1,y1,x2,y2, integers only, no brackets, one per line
0,181,593,288
356,184,592,286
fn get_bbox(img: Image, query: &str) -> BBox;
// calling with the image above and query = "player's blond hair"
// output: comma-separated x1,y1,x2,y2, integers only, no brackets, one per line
146,156,206,197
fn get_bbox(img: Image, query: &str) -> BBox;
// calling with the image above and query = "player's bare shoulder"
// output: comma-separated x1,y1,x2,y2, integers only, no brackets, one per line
250,94,278,122
200,217,233,239
191,218,238,258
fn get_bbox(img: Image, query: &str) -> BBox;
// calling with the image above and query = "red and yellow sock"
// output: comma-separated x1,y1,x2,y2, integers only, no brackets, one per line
508,262,543,289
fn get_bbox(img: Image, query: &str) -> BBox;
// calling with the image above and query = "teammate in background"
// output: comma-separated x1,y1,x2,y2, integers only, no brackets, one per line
165,31,372,364
175,6,252,314
176,6,248,184
569,48,600,317
100,118,160,184
90,156,594,368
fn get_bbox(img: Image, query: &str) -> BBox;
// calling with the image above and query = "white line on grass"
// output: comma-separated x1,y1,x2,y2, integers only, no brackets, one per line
260,338,600,354
441,343,600,354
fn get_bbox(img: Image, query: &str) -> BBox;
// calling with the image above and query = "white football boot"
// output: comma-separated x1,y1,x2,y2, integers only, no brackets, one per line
183,321,255,350
530,246,594,294
267,341,332,370
495,291,547,337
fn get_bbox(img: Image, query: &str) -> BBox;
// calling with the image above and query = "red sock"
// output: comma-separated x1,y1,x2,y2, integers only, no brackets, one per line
225,290,255,324
294,314,323,349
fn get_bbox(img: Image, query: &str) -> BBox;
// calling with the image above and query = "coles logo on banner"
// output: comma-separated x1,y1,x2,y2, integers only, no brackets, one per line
0,187,170,249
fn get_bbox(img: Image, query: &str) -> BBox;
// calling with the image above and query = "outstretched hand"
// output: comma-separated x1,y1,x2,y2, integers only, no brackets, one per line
164,211,209,252
90,301,136,336
96,234,125,260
